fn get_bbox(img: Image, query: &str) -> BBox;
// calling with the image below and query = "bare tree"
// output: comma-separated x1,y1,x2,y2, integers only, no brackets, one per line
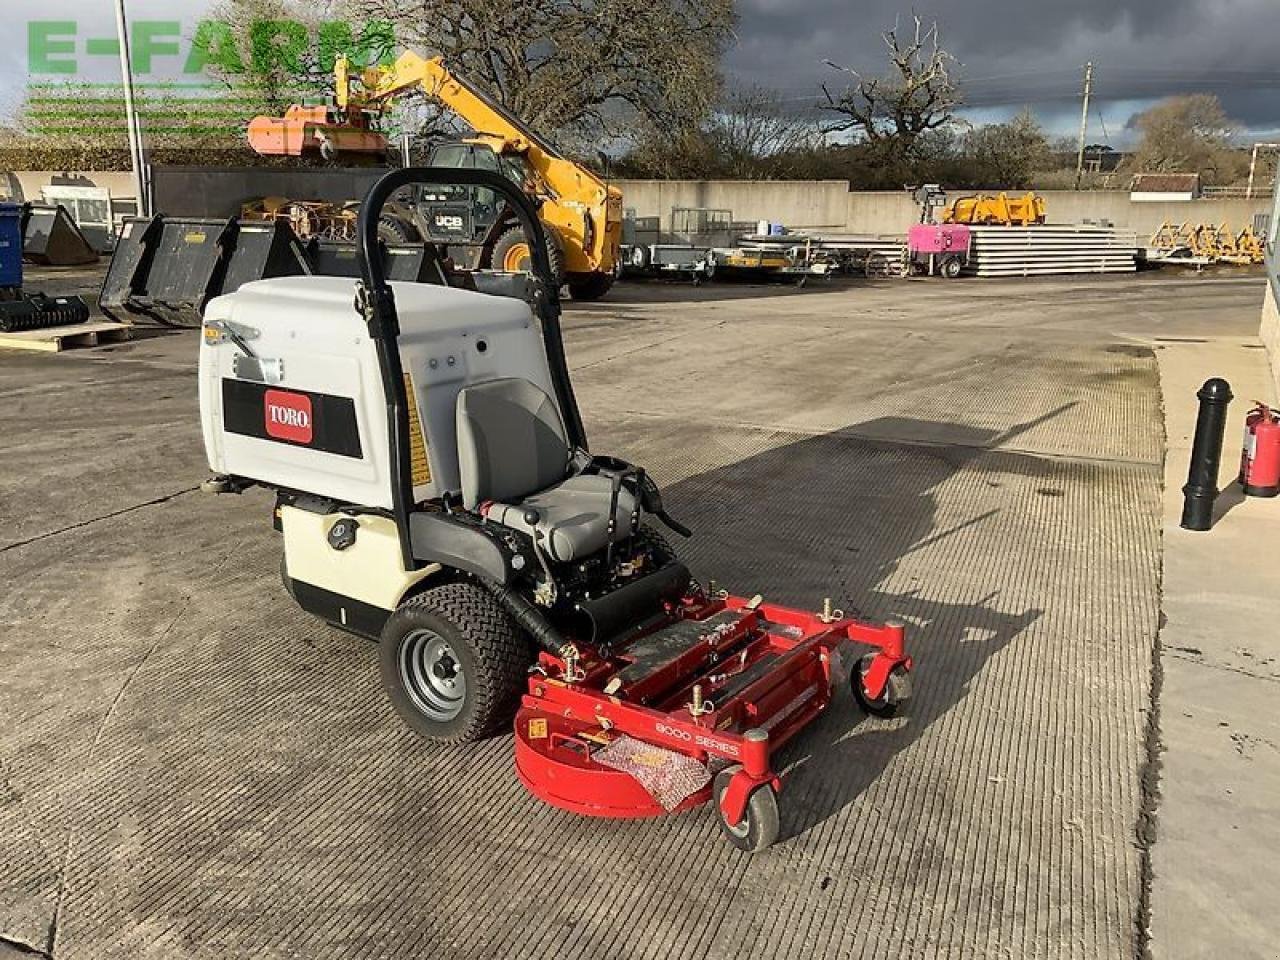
341,0,736,142
821,14,959,152
707,87,823,178
201,0,353,114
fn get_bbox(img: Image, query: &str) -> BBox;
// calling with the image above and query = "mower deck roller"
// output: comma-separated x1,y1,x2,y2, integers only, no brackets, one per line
197,167,915,852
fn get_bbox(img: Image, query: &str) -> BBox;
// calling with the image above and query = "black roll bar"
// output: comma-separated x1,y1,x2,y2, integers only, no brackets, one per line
354,167,588,569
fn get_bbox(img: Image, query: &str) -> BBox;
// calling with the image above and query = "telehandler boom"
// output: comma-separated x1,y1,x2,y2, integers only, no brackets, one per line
248,52,623,301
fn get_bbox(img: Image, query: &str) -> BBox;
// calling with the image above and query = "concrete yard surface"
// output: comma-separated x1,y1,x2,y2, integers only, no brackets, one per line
0,268,1270,959
1150,338,1280,960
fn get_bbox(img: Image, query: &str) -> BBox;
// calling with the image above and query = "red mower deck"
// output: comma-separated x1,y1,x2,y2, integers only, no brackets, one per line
515,592,912,850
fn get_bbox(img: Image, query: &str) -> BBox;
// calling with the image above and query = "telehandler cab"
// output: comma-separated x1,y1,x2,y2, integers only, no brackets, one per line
199,168,913,851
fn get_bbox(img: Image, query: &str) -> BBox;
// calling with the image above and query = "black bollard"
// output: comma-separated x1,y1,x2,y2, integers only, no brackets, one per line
1180,377,1233,531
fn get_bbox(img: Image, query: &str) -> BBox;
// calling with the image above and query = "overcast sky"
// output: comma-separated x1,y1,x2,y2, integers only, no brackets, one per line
729,0,1280,143
6,0,1280,146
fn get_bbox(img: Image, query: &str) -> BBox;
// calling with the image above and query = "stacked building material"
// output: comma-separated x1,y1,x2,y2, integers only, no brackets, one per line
965,225,1138,277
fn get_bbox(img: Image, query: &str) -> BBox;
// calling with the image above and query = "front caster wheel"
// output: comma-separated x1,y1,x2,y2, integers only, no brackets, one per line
852,653,912,718
713,766,780,853
378,581,530,743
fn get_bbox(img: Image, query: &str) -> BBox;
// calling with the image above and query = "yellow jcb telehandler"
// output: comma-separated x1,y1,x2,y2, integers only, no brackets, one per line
248,52,623,301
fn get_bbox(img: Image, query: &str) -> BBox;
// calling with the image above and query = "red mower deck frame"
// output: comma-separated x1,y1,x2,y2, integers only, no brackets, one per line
515,593,912,844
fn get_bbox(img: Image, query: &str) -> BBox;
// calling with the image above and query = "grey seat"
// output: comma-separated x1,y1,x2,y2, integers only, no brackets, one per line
455,378,638,562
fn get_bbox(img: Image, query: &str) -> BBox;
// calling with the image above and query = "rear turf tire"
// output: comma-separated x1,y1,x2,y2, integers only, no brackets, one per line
633,524,677,568
567,271,615,301
379,581,531,743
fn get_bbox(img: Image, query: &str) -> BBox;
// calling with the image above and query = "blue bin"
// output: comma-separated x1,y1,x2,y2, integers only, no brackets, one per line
0,202,22,290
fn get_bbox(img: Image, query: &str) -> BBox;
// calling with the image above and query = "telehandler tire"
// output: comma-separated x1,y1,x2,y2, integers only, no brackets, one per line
567,271,615,301
377,214,416,243
491,225,565,286
379,581,530,743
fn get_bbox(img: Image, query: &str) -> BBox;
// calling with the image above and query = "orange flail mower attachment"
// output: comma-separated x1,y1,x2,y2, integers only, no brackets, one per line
246,104,388,161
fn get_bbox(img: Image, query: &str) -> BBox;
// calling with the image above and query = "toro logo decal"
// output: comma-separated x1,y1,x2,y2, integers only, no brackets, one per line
263,389,313,444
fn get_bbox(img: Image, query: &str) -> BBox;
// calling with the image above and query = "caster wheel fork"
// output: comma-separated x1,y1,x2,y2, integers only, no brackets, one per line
713,765,780,853
852,652,912,718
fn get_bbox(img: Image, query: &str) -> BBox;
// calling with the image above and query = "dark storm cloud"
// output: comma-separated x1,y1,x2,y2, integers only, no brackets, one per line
729,0,1280,134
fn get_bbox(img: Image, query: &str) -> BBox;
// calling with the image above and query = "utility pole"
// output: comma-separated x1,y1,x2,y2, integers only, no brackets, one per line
1074,61,1094,190
113,0,148,216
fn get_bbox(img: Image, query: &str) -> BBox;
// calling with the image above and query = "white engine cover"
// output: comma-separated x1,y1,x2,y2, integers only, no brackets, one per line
198,276,558,508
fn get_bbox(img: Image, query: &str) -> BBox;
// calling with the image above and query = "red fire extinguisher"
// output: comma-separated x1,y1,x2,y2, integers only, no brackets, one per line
1239,402,1280,498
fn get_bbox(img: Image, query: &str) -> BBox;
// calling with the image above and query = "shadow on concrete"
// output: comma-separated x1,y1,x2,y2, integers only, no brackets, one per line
568,275,893,308
660,409,1073,841
1212,480,1247,523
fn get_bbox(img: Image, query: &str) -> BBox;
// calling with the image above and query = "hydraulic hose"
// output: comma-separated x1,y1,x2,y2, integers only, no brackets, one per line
480,580,571,658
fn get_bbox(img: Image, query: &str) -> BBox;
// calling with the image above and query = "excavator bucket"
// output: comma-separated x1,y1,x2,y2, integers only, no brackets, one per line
247,104,388,161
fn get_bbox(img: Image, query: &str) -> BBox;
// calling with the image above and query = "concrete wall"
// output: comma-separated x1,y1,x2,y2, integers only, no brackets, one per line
4,170,1273,242
1261,282,1280,399
618,181,1274,239
616,179,850,232
0,171,139,204
843,190,1274,237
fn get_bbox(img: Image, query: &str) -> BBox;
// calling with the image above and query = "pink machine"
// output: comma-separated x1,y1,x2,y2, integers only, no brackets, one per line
907,223,970,279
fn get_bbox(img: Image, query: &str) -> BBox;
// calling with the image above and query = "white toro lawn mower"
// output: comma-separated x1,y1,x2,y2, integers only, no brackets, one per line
198,168,913,851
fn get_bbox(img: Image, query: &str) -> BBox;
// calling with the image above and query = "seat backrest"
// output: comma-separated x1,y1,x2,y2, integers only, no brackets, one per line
455,378,571,508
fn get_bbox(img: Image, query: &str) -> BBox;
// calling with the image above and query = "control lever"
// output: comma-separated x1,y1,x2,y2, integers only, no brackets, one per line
637,473,691,538
524,507,557,602
604,472,623,569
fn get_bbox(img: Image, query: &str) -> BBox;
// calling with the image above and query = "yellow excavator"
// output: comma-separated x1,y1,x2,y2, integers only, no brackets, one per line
248,52,624,301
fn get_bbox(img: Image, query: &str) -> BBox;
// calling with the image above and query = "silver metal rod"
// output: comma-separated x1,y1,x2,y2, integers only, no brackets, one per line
113,0,147,216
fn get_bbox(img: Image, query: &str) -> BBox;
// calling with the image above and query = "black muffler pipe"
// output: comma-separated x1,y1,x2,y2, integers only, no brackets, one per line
577,562,692,646
1181,377,1233,531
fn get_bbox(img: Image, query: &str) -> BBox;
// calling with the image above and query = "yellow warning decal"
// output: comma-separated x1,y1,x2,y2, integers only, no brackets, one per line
403,372,431,487
528,718,548,740
183,232,206,244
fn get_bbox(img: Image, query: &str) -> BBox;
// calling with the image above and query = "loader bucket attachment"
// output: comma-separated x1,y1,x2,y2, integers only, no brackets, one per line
100,217,310,327
221,221,313,292
382,243,447,283
21,203,99,265
306,239,363,277
307,239,446,284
